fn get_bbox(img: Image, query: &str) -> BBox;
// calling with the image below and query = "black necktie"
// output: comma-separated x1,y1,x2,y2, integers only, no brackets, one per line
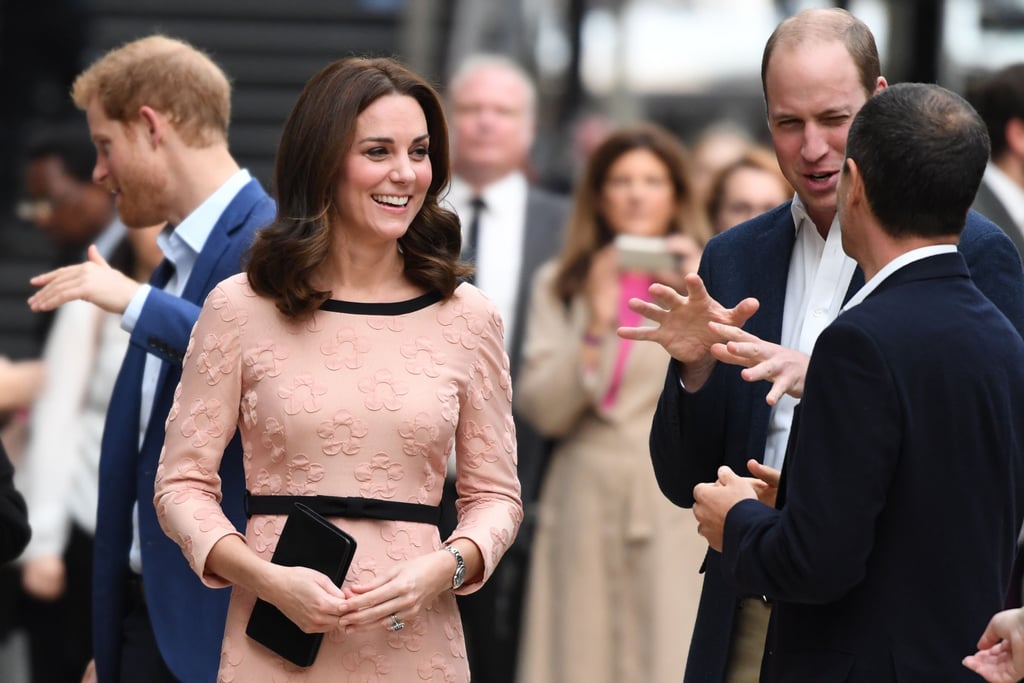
465,196,486,282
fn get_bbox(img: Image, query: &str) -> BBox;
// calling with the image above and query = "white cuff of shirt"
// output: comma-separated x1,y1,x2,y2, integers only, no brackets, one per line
121,284,152,334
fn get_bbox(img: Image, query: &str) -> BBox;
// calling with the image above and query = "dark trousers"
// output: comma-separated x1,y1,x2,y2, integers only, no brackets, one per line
119,573,179,683
21,523,93,683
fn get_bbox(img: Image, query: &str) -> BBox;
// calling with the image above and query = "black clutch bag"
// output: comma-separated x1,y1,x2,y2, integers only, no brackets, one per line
245,502,357,667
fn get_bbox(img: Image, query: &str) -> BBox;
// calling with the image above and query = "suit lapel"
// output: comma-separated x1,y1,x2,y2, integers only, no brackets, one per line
510,190,564,378
149,257,176,289
182,179,264,304
745,207,797,345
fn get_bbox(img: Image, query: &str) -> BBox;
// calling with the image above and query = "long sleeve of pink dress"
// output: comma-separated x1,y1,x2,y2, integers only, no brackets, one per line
154,274,521,682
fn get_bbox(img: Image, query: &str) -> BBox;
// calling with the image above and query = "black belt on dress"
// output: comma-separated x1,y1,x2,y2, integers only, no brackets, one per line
244,491,441,526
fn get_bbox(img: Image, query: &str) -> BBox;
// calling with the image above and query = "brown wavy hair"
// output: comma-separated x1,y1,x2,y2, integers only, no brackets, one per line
247,57,468,318
553,123,708,304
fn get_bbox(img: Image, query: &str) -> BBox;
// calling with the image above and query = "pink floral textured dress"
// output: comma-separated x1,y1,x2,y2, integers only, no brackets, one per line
154,274,522,682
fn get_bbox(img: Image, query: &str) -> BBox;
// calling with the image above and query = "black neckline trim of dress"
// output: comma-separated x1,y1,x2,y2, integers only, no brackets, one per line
318,290,443,315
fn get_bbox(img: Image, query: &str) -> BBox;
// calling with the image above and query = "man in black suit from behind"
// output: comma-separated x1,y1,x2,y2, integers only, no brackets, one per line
620,10,1024,683
694,82,1024,683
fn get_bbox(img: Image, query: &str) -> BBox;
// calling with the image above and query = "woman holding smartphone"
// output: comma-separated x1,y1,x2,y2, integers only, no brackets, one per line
515,124,710,683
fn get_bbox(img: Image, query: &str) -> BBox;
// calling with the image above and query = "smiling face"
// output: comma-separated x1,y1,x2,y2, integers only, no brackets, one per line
765,39,874,233
86,98,169,228
333,94,432,245
599,148,678,238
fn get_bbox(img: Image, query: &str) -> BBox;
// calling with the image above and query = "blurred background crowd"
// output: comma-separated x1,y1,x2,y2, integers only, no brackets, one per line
0,0,1022,681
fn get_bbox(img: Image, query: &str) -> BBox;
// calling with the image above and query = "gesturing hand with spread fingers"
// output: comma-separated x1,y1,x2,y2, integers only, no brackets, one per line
618,272,759,391
707,321,809,405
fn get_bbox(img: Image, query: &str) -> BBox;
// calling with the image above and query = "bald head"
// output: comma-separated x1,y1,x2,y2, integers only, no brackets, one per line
761,8,881,101
447,55,537,189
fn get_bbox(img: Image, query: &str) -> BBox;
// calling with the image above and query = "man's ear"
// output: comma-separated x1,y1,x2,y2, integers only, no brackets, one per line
844,157,865,206
137,105,165,149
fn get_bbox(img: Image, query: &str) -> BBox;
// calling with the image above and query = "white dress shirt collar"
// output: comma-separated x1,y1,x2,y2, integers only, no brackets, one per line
159,168,252,273
841,244,958,312
762,194,856,471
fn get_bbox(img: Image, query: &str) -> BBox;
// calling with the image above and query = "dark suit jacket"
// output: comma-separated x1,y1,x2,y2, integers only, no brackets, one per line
452,183,567,683
512,187,569,503
973,178,1024,261
648,204,1024,683
721,253,1024,682
0,440,30,564
92,179,275,683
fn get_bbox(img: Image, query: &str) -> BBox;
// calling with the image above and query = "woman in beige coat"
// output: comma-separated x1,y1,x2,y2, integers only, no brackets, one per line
516,124,711,683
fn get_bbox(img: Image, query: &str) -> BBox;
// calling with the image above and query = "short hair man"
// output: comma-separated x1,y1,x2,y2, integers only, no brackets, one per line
443,53,568,683
694,81,1024,683
968,62,1024,259
619,9,1024,683
28,35,275,682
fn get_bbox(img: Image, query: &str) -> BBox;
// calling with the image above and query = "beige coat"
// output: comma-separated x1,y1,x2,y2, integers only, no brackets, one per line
515,262,706,683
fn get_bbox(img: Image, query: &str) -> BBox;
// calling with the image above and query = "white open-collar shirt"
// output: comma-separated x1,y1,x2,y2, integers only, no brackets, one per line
762,195,858,471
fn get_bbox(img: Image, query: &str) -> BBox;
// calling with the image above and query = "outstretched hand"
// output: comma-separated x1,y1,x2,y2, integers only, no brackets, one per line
618,272,759,390
708,321,809,405
963,608,1024,682
28,244,141,314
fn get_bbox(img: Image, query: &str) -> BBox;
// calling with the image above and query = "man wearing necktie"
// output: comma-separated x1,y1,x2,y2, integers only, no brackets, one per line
443,53,569,683
463,195,486,283
28,35,275,683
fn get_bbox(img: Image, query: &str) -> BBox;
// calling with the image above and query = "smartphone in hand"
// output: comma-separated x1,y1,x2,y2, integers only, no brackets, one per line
615,235,681,272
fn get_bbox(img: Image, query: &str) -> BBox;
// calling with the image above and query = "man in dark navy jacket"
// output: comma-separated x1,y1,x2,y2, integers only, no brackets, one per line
28,36,275,683
620,9,1024,683
693,82,1024,682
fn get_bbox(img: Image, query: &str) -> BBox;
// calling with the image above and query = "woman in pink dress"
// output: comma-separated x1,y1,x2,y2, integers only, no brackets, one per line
154,57,521,682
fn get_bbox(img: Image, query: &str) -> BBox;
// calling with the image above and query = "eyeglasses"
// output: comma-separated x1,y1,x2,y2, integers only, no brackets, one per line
14,190,80,223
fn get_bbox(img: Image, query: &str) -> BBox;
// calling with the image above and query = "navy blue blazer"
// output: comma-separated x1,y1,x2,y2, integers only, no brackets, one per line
722,253,1024,681
92,179,275,683
648,204,1024,683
